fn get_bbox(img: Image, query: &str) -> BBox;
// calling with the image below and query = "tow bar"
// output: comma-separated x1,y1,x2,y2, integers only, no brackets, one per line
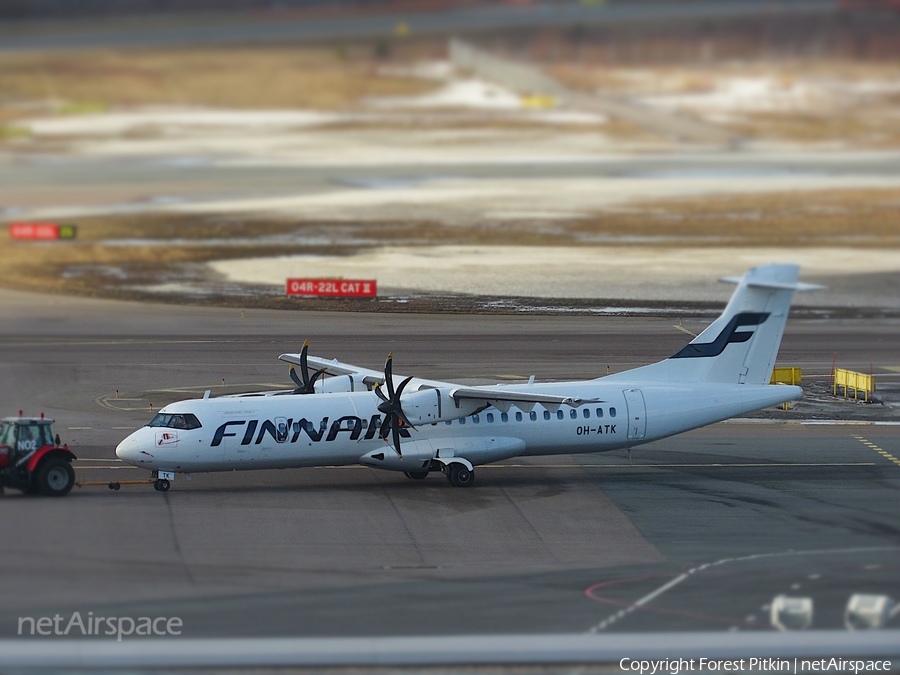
76,479,155,491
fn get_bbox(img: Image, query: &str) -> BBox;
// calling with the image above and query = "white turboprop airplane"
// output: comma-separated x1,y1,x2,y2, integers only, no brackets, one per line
115,264,819,491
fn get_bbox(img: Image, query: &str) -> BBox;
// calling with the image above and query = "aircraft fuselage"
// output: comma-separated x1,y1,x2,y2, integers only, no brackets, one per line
115,379,798,475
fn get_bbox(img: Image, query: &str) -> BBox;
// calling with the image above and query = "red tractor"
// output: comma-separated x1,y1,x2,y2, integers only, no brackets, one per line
0,414,76,496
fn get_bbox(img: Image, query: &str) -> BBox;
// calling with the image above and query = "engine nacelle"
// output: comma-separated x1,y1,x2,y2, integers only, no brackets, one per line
401,388,484,425
359,440,434,472
315,374,368,394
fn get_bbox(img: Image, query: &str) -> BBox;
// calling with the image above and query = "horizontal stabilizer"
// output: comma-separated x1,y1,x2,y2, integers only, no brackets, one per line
719,276,825,292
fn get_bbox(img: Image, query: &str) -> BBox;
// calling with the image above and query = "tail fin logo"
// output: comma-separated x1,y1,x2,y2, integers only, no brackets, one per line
670,312,770,359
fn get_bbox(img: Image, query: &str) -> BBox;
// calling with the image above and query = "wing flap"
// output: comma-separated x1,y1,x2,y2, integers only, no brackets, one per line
451,386,599,407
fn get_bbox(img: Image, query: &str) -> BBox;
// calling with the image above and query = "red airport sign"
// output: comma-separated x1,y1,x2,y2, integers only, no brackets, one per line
9,222,77,240
287,278,376,297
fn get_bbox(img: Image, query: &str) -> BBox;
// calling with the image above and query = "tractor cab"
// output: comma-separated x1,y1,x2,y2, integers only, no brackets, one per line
0,416,75,496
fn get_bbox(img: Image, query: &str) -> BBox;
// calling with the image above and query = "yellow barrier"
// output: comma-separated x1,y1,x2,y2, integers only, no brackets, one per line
834,368,875,402
771,367,802,386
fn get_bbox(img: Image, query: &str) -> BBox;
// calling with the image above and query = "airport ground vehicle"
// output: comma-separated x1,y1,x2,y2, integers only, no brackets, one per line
0,415,76,496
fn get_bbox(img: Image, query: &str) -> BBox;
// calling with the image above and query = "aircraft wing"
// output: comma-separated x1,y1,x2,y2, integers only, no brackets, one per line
279,352,599,409
278,353,385,386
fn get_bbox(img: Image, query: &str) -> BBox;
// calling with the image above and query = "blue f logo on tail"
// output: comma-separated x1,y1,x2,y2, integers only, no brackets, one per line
670,312,770,359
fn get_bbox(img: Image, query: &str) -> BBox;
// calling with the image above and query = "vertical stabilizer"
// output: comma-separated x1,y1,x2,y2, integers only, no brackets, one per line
605,264,822,384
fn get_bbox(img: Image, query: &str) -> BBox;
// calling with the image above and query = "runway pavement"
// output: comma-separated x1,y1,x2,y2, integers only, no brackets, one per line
6,151,900,220
0,289,898,639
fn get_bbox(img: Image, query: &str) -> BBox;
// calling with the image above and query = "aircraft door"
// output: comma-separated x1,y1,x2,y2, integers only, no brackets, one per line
623,389,646,441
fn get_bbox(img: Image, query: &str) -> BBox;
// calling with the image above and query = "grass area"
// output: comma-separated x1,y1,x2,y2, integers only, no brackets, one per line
725,110,900,146
1,188,897,304
0,126,31,139
563,188,900,246
0,45,436,122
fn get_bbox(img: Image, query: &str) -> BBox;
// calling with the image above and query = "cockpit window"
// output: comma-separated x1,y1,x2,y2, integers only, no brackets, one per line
147,413,202,430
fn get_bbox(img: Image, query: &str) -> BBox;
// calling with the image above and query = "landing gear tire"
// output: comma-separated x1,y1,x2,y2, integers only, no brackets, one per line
404,470,429,480
153,480,160,491
157,479,171,492
36,459,75,497
447,464,474,488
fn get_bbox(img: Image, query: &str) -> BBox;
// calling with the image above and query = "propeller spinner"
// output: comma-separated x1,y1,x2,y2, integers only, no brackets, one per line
374,352,415,457
289,340,327,394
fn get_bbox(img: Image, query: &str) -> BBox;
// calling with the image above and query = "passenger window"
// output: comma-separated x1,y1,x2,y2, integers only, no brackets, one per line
543,410,550,420
486,413,494,423
583,408,590,419
473,415,480,424
596,408,604,418
529,411,537,421
515,412,522,422
557,410,564,420
501,412,508,423
570,409,577,419
610,407,617,418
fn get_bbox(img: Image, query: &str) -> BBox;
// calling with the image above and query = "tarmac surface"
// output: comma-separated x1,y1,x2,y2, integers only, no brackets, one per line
0,290,898,638
0,0,836,54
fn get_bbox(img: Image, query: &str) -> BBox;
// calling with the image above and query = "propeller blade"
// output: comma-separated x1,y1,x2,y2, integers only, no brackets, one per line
309,368,327,387
392,424,403,458
300,340,310,379
374,383,388,402
374,352,412,458
379,415,393,439
395,376,413,398
397,409,417,431
289,340,328,394
384,352,395,398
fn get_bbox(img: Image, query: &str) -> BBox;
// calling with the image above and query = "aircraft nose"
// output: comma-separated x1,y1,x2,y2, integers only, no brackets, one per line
115,434,139,464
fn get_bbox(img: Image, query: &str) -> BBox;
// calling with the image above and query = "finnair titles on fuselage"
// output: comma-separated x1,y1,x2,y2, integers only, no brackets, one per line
116,264,820,490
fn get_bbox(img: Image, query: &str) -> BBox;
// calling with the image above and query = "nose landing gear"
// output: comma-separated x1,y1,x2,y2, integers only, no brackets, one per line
152,471,175,492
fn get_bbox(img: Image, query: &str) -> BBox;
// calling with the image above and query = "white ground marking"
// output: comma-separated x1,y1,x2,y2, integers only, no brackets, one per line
586,546,900,632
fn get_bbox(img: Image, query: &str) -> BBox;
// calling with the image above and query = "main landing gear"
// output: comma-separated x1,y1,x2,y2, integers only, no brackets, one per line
402,460,475,487
446,463,474,488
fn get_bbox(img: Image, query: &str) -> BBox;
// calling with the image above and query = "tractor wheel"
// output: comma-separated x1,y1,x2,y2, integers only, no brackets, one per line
36,459,75,497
